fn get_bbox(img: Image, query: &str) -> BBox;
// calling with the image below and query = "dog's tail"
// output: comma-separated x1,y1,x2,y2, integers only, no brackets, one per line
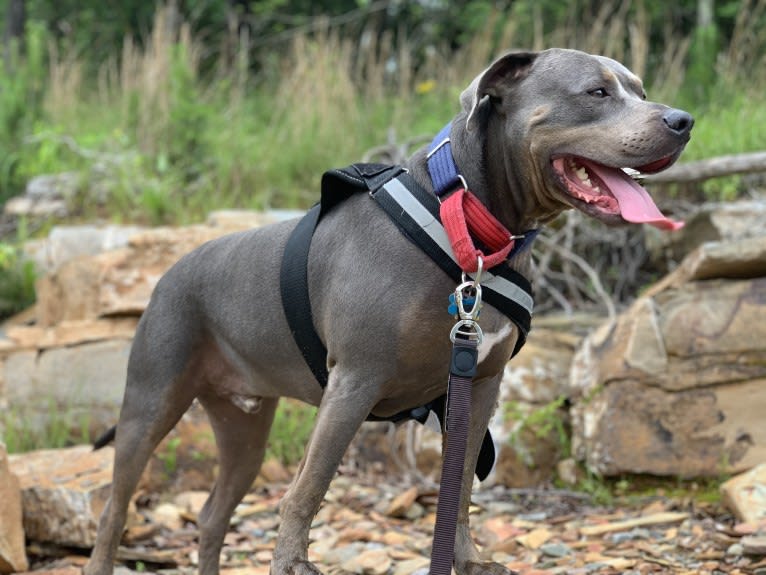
92,425,117,450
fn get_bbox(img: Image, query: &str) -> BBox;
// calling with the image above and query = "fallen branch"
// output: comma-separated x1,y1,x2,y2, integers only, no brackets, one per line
580,511,689,536
644,151,766,184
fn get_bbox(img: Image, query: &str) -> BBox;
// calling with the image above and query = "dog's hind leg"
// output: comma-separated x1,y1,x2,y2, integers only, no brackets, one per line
195,393,279,575
85,295,204,575
84,371,198,575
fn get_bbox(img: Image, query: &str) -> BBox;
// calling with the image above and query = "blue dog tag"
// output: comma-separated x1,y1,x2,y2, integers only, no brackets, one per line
448,293,477,317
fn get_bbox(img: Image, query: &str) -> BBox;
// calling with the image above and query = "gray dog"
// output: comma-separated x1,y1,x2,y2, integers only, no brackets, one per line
84,48,692,575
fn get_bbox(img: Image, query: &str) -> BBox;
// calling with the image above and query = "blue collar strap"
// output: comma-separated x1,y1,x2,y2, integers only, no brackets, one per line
426,122,540,257
426,123,462,196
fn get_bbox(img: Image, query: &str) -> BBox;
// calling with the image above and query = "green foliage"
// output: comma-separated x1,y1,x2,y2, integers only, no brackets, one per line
158,437,182,475
0,21,48,203
0,0,763,224
1,398,92,453
685,23,719,105
505,396,570,459
267,400,317,466
0,240,36,320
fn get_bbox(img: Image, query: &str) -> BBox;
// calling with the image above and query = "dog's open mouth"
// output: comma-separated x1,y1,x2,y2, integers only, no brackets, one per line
551,156,683,231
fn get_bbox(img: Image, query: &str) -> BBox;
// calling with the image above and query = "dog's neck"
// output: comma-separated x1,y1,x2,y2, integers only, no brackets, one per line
406,111,561,276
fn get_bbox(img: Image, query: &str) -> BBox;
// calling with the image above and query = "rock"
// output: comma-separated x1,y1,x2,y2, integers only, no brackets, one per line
499,325,583,404
727,543,744,556
556,458,582,486
392,557,430,575
571,240,766,476
386,485,418,518
516,527,552,549
0,443,28,573
205,209,303,228
174,490,210,519
34,226,218,325
648,200,766,264
486,313,599,487
3,319,138,351
340,547,392,575
720,463,766,524
8,445,121,547
150,502,184,531
540,542,572,557
3,173,79,218
742,534,766,555
258,458,290,484
1,338,131,430
647,237,766,295
30,218,284,329
493,421,565,488
23,225,145,274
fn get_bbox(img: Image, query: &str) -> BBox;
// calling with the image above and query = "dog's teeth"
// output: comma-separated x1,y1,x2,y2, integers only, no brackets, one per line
576,167,588,181
583,178,593,188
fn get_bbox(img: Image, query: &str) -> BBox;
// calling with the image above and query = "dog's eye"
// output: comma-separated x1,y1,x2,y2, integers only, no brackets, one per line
642,91,647,100
588,88,609,98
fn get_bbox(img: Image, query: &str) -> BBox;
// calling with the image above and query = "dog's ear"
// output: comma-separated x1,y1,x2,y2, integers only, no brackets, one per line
461,51,538,131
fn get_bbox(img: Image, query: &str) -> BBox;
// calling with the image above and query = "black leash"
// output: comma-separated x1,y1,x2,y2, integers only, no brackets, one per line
429,272,485,575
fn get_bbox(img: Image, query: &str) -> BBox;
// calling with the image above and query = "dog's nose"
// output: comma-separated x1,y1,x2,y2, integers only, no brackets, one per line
663,109,694,136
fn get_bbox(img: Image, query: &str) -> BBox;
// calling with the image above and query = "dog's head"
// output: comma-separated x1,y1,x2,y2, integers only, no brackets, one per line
461,48,693,230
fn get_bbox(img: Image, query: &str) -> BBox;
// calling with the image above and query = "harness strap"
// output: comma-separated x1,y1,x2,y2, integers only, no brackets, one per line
279,163,406,391
372,174,534,345
279,203,329,387
429,336,478,575
279,162,535,483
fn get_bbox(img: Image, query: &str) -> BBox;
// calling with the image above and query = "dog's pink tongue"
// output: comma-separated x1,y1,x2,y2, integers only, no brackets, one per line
582,160,684,231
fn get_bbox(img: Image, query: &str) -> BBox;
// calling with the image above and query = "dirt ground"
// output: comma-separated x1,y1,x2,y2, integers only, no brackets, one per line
22,461,766,575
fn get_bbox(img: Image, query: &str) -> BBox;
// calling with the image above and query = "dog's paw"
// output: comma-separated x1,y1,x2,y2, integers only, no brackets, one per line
269,558,324,575
460,560,518,575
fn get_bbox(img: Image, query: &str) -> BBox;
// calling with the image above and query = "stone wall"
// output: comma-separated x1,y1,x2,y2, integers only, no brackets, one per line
0,212,297,431
570,238,766,477
2,205,765,483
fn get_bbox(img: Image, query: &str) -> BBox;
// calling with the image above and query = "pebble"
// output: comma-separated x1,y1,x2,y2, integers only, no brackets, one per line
386,486,419,518
540,542,572,557
392,557,430,575
742,534,766,555
609,527,651,543
20,469,750,575
340,547,392,575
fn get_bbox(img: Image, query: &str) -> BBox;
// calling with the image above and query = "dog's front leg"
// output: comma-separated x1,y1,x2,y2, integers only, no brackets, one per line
270,368,380,575
453,374,515,575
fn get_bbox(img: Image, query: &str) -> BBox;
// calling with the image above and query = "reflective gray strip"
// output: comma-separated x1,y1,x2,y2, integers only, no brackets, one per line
381,179,534,314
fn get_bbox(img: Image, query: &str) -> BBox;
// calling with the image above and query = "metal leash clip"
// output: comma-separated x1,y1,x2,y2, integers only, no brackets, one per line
450,257,484,344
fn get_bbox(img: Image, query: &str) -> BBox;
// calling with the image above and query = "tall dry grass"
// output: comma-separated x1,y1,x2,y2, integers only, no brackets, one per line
719,0,766,91
21,0,766,219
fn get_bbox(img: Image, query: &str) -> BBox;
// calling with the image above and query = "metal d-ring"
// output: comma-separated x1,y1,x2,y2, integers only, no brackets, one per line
449,319,483,344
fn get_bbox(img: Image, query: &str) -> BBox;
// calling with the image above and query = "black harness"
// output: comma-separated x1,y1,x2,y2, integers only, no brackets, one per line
279,163,535,480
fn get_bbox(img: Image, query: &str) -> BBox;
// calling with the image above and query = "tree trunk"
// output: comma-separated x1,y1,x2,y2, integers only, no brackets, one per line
4,0,26,45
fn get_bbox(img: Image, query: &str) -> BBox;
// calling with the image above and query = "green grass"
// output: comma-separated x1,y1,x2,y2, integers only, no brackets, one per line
0,398,94,454
0,239,37,319
267,400,317,467
2,2,761,228
678,90,766,199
